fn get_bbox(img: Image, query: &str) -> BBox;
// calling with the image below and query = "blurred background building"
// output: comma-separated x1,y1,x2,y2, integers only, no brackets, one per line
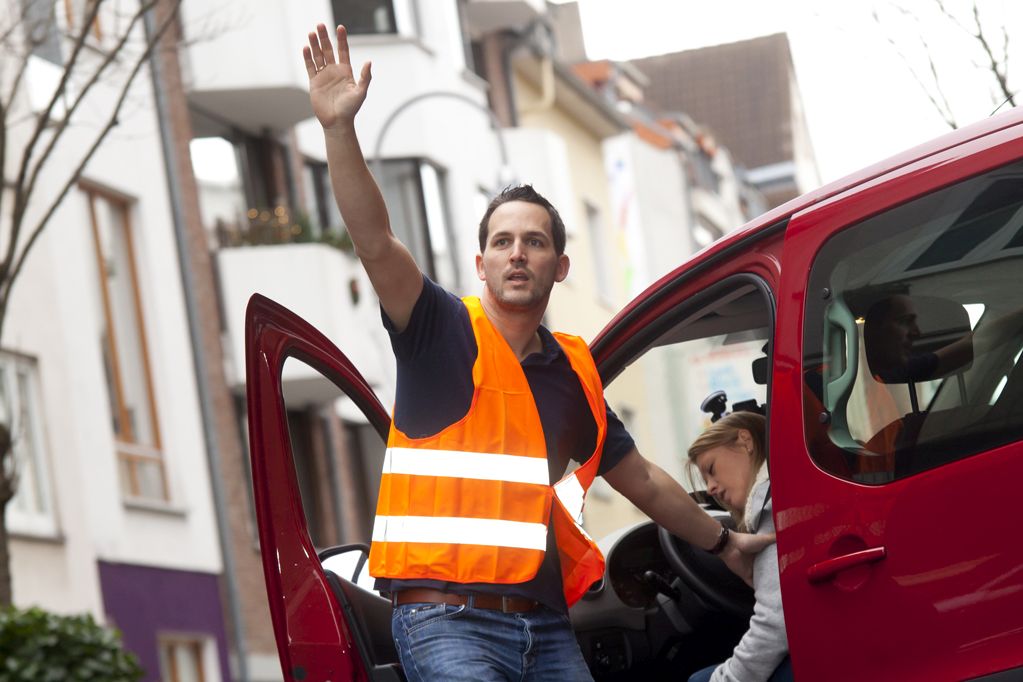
4,0,816,679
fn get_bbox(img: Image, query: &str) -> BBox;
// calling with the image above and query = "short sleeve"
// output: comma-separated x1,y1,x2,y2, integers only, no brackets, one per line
383,276,477,437
597,401,635,476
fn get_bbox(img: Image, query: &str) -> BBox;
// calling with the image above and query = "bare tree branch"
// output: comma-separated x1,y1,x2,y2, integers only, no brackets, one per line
2,0,105,286
1,1,57,235
14,0,162,260
872,6,959,128
0,0,35,51
0,0,185,338
0,420,15,506
920,32,960,127
969,1,1015,107
0,0,54,268
1,0,57,113
932,0,974,38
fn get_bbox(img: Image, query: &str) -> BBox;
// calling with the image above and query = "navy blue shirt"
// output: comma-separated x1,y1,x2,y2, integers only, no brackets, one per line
375,276,635,612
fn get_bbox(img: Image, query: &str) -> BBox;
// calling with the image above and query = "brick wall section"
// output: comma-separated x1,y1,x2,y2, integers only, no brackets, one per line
154,0,278,665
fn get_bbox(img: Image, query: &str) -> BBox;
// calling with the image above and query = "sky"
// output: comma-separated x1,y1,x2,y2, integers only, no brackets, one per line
566,0,1020,184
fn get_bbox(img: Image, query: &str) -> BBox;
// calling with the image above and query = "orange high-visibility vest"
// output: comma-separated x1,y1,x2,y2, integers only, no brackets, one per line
368,296,607,607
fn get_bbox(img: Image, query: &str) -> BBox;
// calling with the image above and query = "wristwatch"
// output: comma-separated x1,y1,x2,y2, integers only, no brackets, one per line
708,524,730,555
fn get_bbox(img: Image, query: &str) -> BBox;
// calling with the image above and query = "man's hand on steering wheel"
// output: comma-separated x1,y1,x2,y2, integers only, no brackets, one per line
720,530,776,587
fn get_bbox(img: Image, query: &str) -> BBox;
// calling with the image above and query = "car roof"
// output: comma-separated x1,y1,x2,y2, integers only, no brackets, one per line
732,107,1023,256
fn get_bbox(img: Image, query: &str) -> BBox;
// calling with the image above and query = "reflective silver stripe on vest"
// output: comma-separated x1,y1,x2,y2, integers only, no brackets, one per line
372,515,548,551
383,447,549,485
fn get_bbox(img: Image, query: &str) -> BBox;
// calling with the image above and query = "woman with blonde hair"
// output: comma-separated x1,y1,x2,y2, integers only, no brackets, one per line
687,411,792,682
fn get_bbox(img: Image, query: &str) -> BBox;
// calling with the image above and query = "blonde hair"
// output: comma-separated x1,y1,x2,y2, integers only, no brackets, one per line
687,411,767,527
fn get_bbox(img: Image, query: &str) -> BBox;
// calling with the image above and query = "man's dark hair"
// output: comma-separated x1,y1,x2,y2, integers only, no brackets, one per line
478,185,567,255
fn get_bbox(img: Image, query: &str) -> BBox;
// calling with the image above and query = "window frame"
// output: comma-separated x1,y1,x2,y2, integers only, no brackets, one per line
63,0,103,42
599,273,776,482
376,157,460,291
82,182,168,501
1,351,59,538
158,633,219,682
331,0,419,38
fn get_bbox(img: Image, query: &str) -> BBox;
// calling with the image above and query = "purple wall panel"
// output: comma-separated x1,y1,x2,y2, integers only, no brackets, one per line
98,561,232,682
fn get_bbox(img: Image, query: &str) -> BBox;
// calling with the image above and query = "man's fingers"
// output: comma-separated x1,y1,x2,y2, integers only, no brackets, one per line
308,30,324,69
733,530,775,555
302,46,317,80
359,61,372,91
317,23,336,64
337,25,351,66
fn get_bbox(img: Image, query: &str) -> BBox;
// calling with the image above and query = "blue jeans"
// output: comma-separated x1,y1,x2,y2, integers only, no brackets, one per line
688,656,793,682
392,599,593,681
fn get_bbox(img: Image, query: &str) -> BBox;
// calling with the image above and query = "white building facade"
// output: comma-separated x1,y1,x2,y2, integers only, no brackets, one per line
3,1,231,680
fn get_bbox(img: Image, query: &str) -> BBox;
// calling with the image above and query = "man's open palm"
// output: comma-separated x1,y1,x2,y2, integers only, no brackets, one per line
303,23,372,130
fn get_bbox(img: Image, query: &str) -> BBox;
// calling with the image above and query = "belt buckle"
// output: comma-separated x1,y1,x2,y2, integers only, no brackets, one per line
500,596,513,613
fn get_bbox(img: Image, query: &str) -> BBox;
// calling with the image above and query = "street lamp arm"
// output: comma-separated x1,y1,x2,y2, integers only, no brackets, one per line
370,91,510,183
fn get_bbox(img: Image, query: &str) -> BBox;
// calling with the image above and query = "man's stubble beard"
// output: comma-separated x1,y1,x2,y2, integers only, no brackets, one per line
485,276,552,312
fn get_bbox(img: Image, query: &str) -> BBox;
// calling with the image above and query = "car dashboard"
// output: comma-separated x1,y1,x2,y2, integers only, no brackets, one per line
569,520,749,680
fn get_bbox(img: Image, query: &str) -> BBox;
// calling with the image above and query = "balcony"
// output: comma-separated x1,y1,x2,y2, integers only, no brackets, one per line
179,0,324,133
217,242,393,408
464,0,545,34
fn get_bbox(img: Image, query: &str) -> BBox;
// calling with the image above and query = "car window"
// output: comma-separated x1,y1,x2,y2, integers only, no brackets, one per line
278,356,388,554
803,160,1023,484
592,277,773,538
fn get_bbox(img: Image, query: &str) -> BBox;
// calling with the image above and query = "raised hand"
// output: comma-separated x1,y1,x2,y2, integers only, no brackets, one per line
303,23,372,131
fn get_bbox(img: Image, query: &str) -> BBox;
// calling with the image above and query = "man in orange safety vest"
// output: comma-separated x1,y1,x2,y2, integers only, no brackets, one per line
303,22,771,682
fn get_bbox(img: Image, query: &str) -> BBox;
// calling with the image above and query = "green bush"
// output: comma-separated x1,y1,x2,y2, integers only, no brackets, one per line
0,607,143,682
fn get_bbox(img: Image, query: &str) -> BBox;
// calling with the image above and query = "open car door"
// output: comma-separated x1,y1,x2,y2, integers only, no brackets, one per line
245,293,395,682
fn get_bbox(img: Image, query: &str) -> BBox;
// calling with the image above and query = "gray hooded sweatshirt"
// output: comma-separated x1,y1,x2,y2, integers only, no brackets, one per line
710,465,788,682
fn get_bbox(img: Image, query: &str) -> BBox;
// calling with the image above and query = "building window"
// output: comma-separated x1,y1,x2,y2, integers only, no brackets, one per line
332,0,418,36
63,0,103,41
303,159,344,240
1,352,57,537
685,149,721,194
84,185,167,501
159,635,219,682
377,158,460,291
21,0,62,64
190,129,304,249
585,201,612,305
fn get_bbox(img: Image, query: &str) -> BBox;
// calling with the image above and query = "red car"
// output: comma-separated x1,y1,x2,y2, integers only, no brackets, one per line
246,106,1023,681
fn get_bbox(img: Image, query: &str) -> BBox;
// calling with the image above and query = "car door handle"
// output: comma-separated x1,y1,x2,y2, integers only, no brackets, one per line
807,546,887,584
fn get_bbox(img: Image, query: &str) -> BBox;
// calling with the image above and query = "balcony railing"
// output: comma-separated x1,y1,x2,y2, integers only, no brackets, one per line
213,206,354,253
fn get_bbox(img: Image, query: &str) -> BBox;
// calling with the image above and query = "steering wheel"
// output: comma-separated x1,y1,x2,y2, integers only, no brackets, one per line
657,517,754,619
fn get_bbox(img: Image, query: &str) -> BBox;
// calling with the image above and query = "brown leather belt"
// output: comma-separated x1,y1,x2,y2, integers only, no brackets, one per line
392,587,539,613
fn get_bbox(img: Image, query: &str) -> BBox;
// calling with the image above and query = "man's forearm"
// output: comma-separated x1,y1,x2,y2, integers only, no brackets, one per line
605,450,722,551
638,462,724,551
323,123,393,260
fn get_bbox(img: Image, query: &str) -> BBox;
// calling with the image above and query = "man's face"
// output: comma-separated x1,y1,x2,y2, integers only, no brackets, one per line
878,295,921,367
475,201,569,312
